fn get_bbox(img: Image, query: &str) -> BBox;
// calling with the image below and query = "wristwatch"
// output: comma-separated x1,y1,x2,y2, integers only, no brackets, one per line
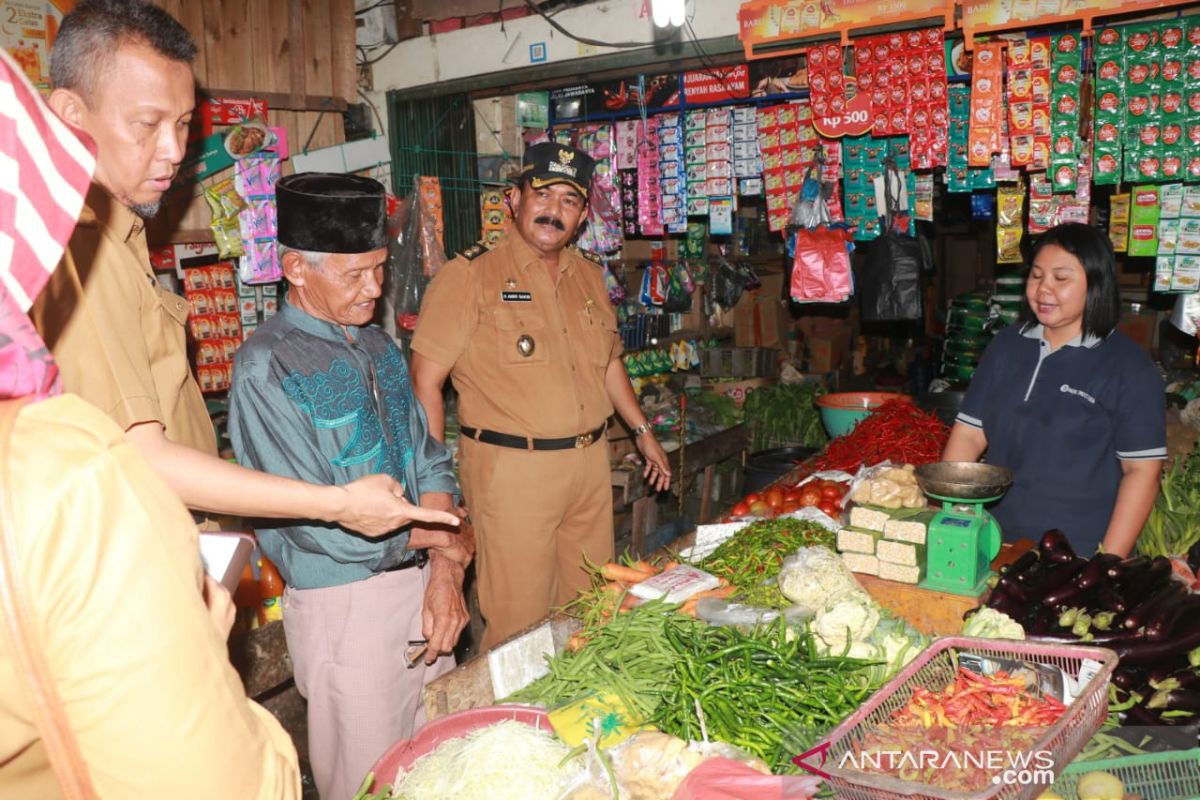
632,422,653,437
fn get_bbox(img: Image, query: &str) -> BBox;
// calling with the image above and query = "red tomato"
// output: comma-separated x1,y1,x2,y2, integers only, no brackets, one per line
799,487,822,507
764,487,784,509
749,500,770,516
730,501,751,518
780,500,802,514
784,489,803,504
819,500,842,518
821,484,844,500
744,492,762,504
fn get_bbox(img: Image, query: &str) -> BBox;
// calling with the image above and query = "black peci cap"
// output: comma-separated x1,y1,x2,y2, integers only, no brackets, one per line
517,142,595,199
276,172,388,253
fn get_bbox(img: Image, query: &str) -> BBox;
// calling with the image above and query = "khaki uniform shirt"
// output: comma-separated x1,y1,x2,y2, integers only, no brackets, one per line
412,231,621,438
0,396,299,799
31,185,217,455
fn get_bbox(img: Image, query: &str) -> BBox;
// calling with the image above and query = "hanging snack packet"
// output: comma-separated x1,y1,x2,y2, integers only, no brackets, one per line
1129,185,1161,257
1109,193,1131,253
996,182,1025,264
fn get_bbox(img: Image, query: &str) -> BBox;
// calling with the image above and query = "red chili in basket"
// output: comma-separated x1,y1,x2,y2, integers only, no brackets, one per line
812,400,949,473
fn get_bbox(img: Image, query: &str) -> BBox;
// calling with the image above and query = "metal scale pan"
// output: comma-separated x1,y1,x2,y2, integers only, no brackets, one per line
914,462,1013,503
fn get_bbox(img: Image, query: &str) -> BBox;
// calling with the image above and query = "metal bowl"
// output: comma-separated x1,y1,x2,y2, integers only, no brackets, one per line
914,461,1013,500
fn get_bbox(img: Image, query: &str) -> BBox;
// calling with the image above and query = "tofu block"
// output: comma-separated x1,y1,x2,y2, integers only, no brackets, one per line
878,561,923,584
841,552,880,576
837,527,883,554
848,505,891,532
876,539,926,567
883,509,934,544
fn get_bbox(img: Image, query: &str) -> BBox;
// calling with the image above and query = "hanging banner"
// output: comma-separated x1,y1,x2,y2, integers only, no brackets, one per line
682,64,751,104
961,0,1200,46
737,0,952,58
550,74,680,122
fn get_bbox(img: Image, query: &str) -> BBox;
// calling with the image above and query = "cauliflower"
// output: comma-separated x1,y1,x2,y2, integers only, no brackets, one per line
961,607,1025,640
812,591,880,651
778,546,860,614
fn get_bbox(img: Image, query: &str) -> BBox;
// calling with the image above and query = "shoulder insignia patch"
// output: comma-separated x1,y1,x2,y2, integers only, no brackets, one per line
576,247,605,267
459,241,489,261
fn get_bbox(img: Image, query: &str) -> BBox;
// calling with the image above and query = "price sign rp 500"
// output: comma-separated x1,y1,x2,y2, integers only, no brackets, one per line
813,92,872,138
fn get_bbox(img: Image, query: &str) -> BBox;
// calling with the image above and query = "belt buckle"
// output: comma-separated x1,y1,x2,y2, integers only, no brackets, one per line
574,432,594,448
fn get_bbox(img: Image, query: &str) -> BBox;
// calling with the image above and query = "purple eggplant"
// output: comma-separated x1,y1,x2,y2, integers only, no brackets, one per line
1116,557,1173,610
1122,581,1186,631
1036,560,1088,608
1114,621,1200,665
1095,583,1128,615
1112,666,1148,691
1123,699,1164,726
1076,553,1121,589
1147,687,1200,715
1108,555,1149,580
1149,669,1200,693
1145,592,1200,642
1039,529,1078,563
1003,549,1041,583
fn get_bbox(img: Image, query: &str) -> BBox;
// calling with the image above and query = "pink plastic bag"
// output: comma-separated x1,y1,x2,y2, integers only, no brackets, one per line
671,758,823,800
790,227,853,303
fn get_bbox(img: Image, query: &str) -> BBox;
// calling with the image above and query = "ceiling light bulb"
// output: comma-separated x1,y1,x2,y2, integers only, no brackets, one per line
652,0,685,28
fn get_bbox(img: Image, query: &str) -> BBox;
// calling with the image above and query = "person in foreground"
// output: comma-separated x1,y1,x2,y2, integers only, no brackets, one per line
0,47,299,800
942,222,1166,556
229,173,473,800
411,142,672,650
33,0,455,536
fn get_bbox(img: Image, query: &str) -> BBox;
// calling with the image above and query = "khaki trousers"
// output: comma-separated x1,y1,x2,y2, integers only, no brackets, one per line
459,436,614,650
282,567,454,800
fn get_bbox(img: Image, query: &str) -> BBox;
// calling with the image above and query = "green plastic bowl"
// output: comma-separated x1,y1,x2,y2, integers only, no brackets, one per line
815,392,913,438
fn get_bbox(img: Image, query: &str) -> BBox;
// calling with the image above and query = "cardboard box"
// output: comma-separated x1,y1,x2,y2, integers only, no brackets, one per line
621,238,680,262
797,317,852,373
1117,305,1161,355
734,272,787,348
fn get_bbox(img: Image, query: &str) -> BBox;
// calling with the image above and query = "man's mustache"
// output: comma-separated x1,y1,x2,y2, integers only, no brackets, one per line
533,215,566,231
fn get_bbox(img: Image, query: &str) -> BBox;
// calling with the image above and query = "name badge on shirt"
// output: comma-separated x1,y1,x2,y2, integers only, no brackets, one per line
501,291,532,302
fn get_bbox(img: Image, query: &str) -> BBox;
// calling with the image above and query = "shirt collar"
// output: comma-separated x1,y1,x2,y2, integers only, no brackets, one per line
280,298,364,342
1020,323,1103,349
78,182,145,244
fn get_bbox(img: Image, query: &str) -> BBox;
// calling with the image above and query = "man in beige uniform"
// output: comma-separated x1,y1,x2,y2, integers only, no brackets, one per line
33,0,457,538
412,142,672,648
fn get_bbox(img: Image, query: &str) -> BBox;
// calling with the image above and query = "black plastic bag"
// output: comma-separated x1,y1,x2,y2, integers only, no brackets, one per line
858,162,929,321
713,257,746,310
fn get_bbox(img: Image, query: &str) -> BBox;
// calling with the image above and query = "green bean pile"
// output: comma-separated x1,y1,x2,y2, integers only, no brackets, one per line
508,599,705,720
652,617,878,773
508,603,880,775
699,518,836,607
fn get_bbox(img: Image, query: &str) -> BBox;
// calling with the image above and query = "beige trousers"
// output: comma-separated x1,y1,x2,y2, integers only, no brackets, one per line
282,566,453,800
459,436,614,651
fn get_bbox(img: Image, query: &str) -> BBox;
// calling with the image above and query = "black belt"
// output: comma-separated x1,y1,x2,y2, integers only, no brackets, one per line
460,422,607,450
385,550,429,572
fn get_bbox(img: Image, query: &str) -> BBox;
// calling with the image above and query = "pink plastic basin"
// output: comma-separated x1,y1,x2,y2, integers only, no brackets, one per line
367,704,551,792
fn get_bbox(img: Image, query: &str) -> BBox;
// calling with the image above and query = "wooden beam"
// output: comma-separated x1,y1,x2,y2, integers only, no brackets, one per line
288,0,308,110
328,0,358,103
250,0,290,96
201,88,347,113
410,0,525,16
202,0,253,96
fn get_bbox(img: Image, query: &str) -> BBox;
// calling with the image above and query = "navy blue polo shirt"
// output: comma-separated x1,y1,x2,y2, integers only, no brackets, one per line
956,324,1166,554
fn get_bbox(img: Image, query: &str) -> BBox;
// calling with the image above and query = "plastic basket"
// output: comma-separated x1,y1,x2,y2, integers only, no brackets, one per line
1052,749,1200,800
820,637,1117,800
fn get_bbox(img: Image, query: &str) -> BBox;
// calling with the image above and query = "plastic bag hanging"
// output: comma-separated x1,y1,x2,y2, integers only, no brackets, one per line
787,158,854,304
858,158,928,321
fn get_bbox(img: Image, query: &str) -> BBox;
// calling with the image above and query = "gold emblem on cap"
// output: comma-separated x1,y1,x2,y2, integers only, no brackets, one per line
558,148,575,164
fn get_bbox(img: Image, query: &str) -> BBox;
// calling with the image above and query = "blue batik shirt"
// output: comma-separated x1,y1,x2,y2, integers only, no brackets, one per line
229,301,458,589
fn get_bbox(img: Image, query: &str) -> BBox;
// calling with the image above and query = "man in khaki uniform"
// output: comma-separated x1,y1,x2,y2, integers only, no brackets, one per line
412,142,672,648
33,0,456,538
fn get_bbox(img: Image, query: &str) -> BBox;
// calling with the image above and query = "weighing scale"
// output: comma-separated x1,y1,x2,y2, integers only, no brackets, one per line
913,462,1014,597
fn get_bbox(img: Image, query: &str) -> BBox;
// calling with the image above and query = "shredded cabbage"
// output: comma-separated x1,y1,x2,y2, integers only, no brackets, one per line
391,720,581,799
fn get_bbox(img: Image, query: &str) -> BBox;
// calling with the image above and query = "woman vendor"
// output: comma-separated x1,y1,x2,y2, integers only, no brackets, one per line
942,222,1167,557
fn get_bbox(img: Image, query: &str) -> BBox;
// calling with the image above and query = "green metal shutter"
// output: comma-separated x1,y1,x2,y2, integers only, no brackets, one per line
387,92,482,257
